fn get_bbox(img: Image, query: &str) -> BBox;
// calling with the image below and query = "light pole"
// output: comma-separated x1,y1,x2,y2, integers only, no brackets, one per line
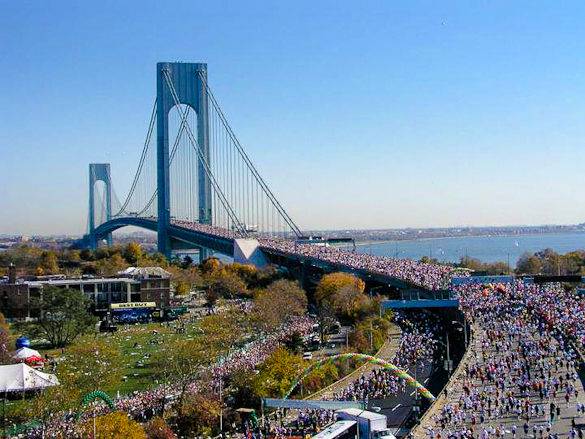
452,319,468,347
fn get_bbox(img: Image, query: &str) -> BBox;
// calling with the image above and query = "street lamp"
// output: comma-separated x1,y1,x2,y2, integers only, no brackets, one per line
436,333,452,375
451,319,468,347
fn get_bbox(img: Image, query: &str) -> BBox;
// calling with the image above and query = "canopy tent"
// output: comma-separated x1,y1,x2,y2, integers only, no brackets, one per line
12,347,41,361
0,363,59,392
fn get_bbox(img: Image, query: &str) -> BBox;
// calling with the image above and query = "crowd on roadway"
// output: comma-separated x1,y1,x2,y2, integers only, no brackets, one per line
172,219,457,290
420,281,585,439
332,311,441,402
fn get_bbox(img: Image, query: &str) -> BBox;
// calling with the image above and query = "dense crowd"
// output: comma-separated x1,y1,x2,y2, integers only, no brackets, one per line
421,281,585,439
30,308,315,437
172,220,458,290
332,311,441,402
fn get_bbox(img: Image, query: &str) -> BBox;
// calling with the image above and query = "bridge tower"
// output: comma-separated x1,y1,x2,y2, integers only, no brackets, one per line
88,163,113,248
157,62,211,257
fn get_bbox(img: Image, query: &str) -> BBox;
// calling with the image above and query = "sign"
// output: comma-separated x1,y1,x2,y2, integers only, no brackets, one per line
110,302,156,310
263,398,365,410
451,275,514,286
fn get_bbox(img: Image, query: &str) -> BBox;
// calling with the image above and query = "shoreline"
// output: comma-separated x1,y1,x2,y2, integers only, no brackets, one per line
354,230,585,247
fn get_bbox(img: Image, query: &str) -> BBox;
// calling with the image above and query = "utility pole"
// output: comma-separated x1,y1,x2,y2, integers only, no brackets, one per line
446,332,452,375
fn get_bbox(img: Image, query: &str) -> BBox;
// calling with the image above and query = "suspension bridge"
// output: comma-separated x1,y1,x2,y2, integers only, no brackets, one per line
80,62,457,294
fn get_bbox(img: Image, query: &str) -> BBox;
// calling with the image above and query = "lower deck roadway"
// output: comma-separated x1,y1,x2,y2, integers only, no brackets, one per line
413,320,585,439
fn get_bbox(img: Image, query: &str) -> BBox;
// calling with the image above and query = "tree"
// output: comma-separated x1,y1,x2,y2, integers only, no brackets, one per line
252,347,305,398
207,269,248,299
151,338,211,418
81,412,147,439
330,285,373,322
145,417,177,439
27,340,123,424
253,280,308,331
123,242,143,265
95,253,128,276
39,250,59,274
175,392,222,437
516,252,543,274
0,312,11,364
315,272,365,304
33,286,96,347
200,257,221,273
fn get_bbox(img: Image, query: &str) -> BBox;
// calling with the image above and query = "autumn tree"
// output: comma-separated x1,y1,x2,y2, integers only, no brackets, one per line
39,250,59,274
253,279,307,331
33,286,96,347
95,253,128,276
145,417,177,439
123,242,143,264
330,285,374,322
207,269,248,299
175,392,222,437
516,252,543,274
252,347,305,398
315,272,365,305
151,338,212,417
82,412,147,439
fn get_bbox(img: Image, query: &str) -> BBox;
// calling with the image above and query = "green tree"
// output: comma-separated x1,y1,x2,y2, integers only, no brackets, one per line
33,286,96,347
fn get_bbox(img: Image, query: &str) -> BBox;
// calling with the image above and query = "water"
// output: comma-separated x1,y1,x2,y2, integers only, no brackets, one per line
355,232,585,266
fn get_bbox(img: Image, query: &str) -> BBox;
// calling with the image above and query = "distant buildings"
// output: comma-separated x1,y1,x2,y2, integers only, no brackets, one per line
0,265,171,320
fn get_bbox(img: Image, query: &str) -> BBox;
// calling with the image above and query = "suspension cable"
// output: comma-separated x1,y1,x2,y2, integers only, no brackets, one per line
197,71,302,237
162,69,248,236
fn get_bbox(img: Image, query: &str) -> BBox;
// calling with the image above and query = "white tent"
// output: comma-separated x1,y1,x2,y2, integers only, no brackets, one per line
12,347,41,361
0,363,59,392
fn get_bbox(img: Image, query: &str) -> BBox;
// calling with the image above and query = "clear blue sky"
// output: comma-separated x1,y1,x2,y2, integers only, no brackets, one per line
2,0,585,235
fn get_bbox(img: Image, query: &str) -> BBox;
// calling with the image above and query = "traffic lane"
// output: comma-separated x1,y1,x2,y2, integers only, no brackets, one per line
367,362,435,427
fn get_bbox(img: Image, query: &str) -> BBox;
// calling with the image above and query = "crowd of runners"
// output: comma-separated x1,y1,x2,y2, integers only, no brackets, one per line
420,281,585,439
172,220,457,290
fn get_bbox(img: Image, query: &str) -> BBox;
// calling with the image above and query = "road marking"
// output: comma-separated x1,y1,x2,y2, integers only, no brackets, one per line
424,378,429,384
392,404,402,412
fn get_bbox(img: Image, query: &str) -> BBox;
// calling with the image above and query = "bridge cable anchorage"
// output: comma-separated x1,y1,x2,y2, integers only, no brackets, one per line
113,99,157,217
197,71,303,238
162,69,249,236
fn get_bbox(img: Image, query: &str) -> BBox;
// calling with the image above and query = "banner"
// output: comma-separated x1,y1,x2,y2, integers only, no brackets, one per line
263,399,365,410
451,275,514,286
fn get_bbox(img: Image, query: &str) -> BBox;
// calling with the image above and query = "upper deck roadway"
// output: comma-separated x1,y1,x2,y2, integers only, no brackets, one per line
91,217,456,293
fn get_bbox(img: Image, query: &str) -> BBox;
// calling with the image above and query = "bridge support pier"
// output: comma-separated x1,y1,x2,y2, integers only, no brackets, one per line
88,163,112,248
156,62,211,258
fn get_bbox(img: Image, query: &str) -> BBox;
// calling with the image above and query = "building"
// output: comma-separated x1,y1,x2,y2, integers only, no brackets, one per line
0,265,171,320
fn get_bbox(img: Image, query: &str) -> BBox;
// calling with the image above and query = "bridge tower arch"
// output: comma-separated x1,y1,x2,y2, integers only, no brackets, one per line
88,163,113,248
157,62,211,257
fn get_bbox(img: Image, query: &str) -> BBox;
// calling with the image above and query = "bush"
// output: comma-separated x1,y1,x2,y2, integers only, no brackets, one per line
81,412,146,439
145,417,177,439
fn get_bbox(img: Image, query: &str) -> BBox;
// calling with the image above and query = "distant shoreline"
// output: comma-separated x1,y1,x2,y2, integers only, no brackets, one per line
354,230,585,247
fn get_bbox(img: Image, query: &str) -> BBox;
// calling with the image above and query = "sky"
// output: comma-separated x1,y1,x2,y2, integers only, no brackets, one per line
2,1,585,235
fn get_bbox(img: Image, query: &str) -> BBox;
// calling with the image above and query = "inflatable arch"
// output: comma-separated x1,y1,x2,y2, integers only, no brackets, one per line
76,390,116,420
284,353,435,402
